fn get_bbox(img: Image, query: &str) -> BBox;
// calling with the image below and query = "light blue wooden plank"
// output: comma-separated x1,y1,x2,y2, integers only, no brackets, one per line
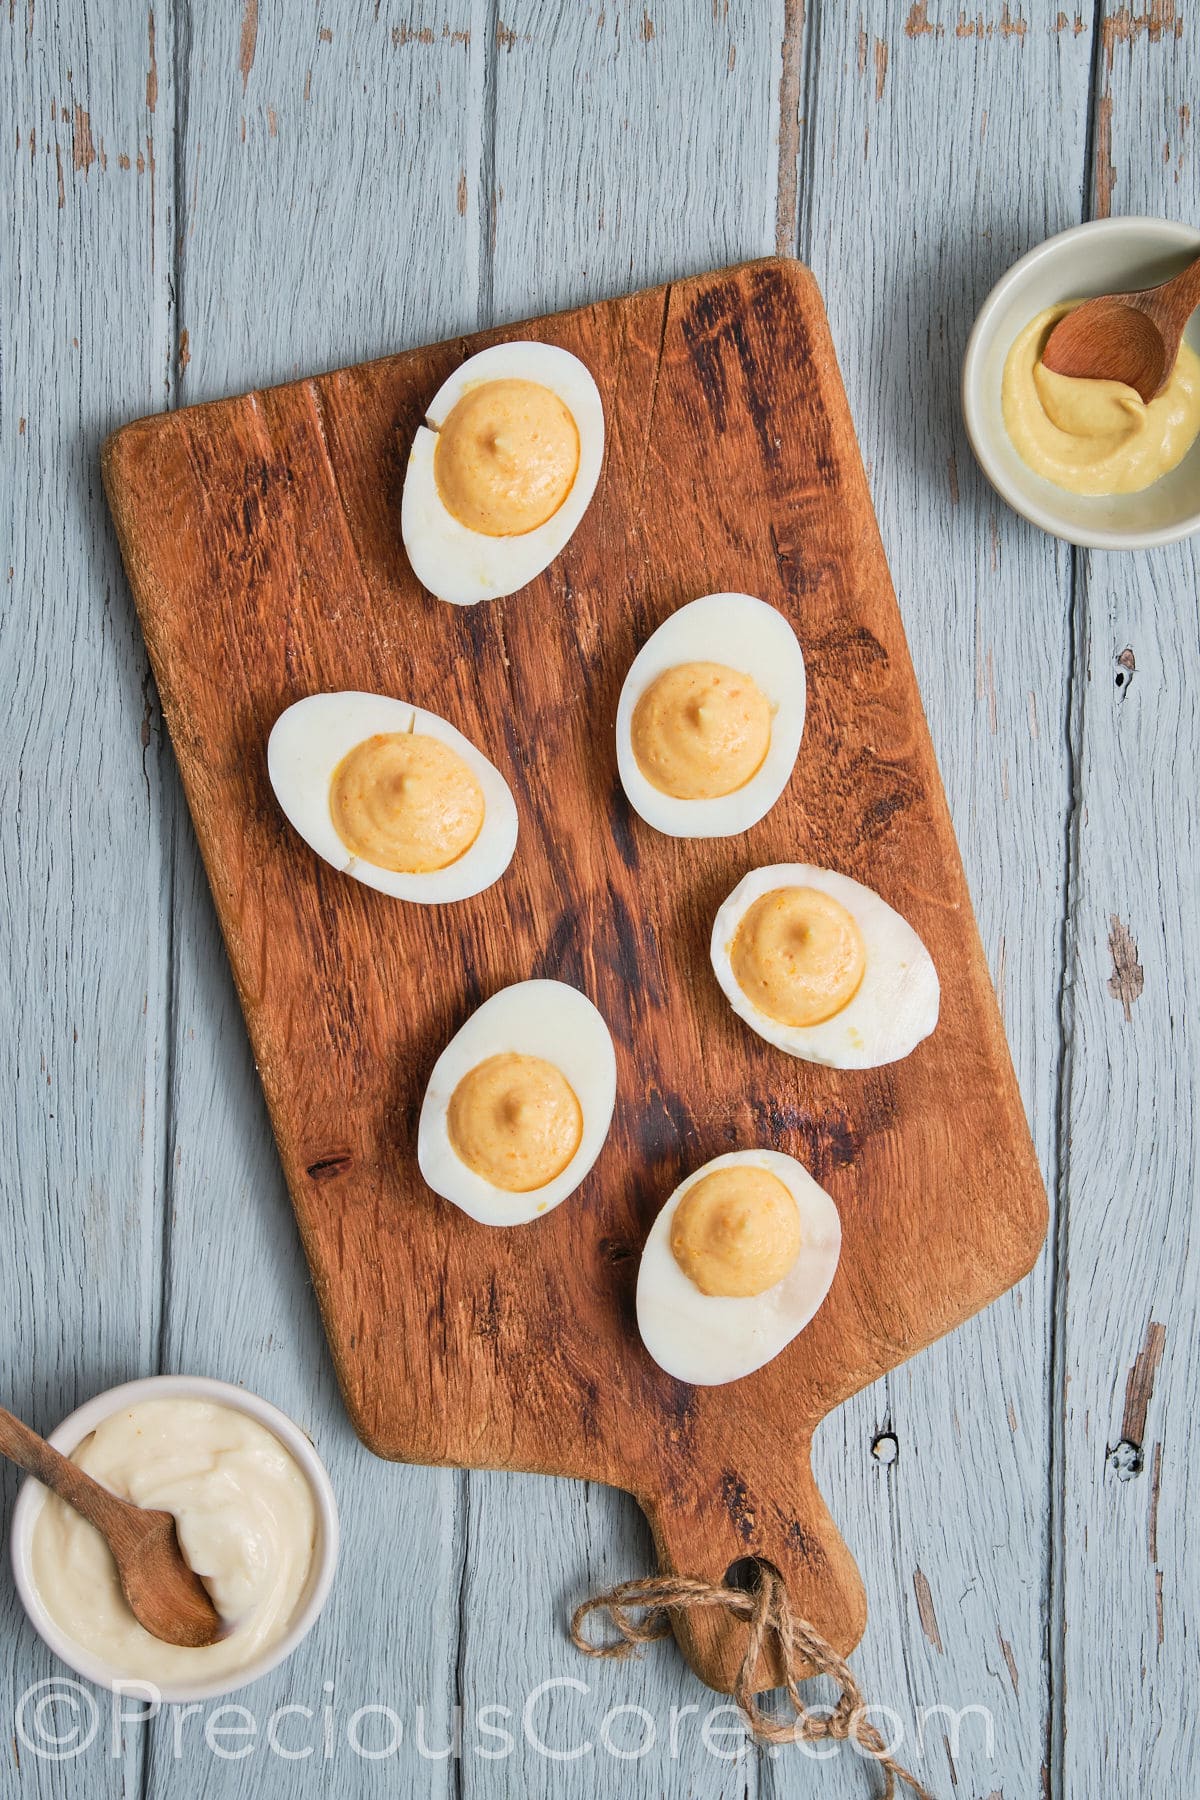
1,4,172,1794
1059,14,1200,1797
487,0,786,322
174,0,489,402
1059,541,1200,1800
138,5,490,1797
458,5,788,1794
790,9,1092,1797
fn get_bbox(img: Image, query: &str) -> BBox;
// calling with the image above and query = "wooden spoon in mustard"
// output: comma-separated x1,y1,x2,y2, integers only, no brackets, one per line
1040,250,1200,403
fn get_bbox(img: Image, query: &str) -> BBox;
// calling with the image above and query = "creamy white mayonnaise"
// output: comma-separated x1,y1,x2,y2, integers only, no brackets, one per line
31,1399,317,1682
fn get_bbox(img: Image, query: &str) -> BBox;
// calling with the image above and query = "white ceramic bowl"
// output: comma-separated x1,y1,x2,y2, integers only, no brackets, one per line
9,1375,339,1704
962,217,1200,549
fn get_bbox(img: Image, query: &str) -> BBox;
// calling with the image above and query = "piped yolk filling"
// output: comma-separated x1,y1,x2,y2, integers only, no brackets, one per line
330,732,484,874
671,1166,801,1298
730,886,866,1027
447,1053,583,1193
631,661,772,800
434,378,580,536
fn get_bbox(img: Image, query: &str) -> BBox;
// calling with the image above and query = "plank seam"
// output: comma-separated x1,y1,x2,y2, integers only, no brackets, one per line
169,0,191,411
775,0,805,257
450,1471,470,1800
1047,13,1107,1798
456,2,497,1780
139,6,188,1789
476,0,500,330
795,0,823,266
158,0,189,1361
1079,0,1108,224
1048,545,1086,1800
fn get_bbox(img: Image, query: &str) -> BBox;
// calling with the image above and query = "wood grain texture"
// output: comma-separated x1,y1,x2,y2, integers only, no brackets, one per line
102,257,1047,1698
0,5,172,1796
1058,12,1200,1796
793,9,1092,1797
474,7,788,1785
475,9,788,1785
175,1,490,402
140,8,492,1796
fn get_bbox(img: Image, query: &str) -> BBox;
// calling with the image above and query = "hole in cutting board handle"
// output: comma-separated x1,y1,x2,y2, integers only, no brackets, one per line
723,1554,781,1594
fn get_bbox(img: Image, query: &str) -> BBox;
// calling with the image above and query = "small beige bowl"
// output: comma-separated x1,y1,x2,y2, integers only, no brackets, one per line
9,1375,339,1704
962,217,1200,549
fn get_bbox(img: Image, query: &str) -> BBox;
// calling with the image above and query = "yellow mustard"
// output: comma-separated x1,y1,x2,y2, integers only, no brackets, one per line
1002,302,1200,497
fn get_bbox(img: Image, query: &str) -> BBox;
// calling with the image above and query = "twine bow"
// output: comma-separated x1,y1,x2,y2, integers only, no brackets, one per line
571,1564,934,1799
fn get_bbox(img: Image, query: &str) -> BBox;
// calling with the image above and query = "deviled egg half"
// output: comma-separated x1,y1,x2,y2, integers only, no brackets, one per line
615,593,807,838
418,980,617,1226
711,863,939,1069
267,691,517,903
637,1150,841,1386
401,342,605,606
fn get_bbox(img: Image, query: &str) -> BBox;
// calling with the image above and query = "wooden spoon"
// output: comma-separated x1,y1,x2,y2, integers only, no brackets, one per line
1040,251,1200,403
1,1403,225,1648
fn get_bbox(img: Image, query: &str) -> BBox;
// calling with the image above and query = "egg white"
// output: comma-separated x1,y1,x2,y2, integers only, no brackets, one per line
710,863,940,1069
401,342,605,607
267,691,518,903
417,979,617,1226
615,593,807,838
636,1149,841,1386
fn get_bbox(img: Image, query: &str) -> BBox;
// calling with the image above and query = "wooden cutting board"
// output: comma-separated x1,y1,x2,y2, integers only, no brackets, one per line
102,257,1047,1694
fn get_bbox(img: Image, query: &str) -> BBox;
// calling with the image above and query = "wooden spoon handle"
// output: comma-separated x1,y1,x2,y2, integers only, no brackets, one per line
1144,252,1200,331
0,1404,132,1537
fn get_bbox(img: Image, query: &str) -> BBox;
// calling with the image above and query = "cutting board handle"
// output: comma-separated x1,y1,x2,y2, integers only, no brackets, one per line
635,1437,867,1694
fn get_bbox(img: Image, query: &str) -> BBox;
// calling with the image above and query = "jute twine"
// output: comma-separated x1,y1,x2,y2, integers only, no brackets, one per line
571,1564,934,1799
